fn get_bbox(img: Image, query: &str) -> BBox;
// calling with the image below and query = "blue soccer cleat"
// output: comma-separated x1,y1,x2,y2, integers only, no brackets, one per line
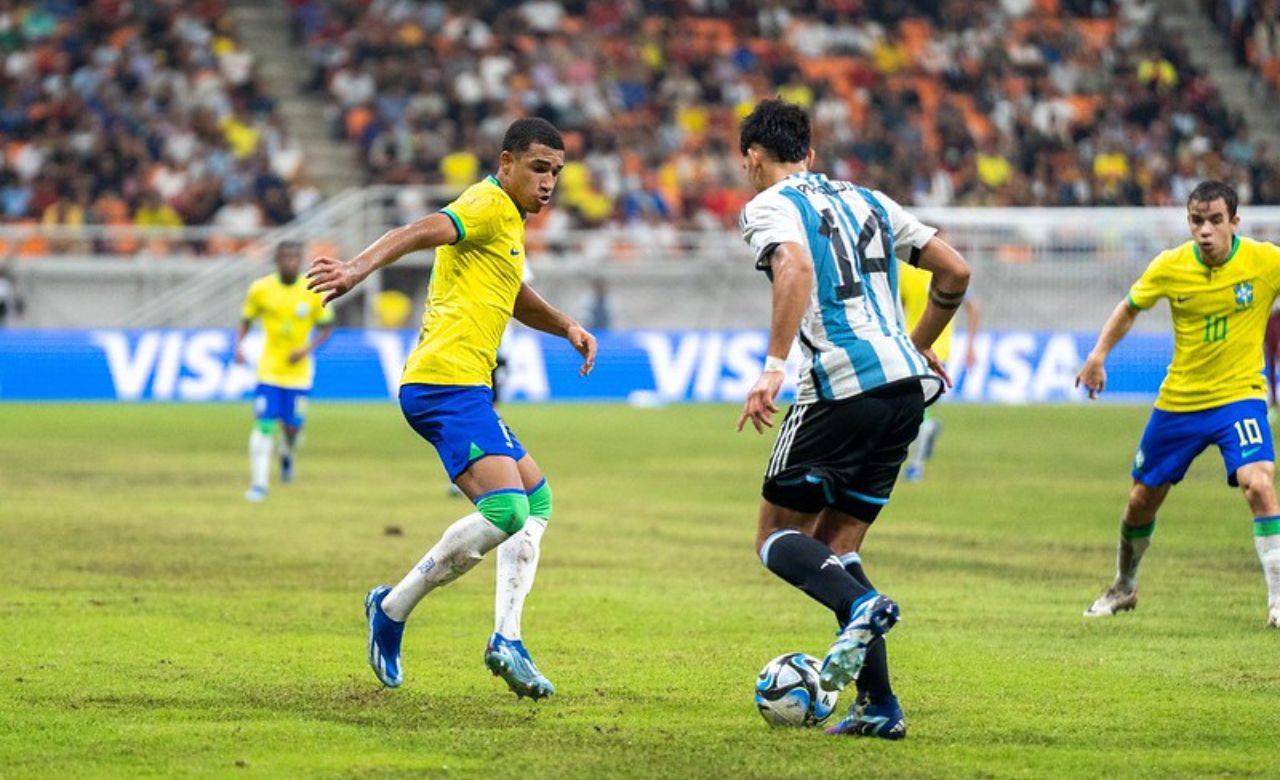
819,593,900,692
280,453,294,484
903,464,924,482
365,585,404,688
484,633,555,700
826,693,907,740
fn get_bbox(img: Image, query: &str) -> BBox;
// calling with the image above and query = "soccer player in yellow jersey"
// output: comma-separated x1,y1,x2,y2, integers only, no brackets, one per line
897,263,980,482
307,118,597,698
234,241,334,502
1076,181,1280,627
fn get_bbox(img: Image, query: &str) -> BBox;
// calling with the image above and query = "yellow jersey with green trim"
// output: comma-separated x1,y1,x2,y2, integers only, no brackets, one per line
898,263,954,361
1127,236,1280,412
241,273,334,390
402,176,525,387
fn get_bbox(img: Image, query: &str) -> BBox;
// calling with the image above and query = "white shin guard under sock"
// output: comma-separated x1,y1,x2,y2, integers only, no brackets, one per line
381,512,509,622
494,517,547,640
249,428,272,489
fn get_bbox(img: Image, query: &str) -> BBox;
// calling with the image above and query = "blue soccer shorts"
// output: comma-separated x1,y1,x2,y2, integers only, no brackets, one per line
1132,398,1273,488
399,383,527,482
254,383,309,428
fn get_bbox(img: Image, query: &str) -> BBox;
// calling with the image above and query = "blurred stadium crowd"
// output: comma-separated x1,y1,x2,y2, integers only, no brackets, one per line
2,0,1279,255
0,0,314,254
296,0,1280,235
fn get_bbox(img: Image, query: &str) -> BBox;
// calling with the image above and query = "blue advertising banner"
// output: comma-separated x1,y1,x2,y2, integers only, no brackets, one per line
0,328,1174,403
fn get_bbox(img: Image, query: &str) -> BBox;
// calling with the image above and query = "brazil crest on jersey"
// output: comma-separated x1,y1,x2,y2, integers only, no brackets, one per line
1128,236,1280,412
740,171,943,405
402,176,525,387
241,273,333,389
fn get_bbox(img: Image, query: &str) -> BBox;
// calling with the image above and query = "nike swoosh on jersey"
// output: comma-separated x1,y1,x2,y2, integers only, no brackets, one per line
1242,446,1262,458
510,248,520,256
1175,295,1193,302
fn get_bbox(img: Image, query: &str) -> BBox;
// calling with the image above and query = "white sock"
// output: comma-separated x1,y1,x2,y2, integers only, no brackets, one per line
494,517,547,640
908,419,937,470
381,512,509,622
1255,530,1280,609
249,428,272,489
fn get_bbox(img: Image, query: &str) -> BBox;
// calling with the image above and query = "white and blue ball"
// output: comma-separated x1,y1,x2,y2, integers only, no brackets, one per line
754,652,837,727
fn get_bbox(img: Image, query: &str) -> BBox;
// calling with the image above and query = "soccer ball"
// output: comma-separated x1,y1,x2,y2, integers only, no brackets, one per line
754,652,838,727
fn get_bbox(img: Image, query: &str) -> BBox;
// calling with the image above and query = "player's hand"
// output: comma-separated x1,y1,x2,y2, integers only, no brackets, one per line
737,370,784,434
306,256,359,305
1076,354,1107,399
919,347,953,388
567,324,596,376
287,349,307,365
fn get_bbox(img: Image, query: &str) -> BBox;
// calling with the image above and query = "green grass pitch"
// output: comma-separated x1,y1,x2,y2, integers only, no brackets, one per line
1,402,1276,779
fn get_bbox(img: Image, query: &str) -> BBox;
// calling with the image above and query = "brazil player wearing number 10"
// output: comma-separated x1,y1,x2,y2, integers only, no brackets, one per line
736,99,971,738
307,118,597,699
1077,181,1280,628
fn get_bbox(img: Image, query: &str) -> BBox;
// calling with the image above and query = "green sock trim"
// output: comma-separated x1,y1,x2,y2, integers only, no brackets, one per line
1121,520,1156,540
527,479,552,521
255,419,277,435
1254,517,1280,537
476,490,530,535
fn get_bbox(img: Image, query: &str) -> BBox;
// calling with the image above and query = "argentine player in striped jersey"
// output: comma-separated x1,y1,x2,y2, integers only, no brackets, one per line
1077,181,1280,628
736,99,971,739
307,118,597,699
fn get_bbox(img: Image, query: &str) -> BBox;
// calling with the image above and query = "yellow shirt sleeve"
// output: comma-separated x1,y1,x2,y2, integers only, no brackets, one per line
440,189,499,246
241,281,262,321
1127,253,1166,310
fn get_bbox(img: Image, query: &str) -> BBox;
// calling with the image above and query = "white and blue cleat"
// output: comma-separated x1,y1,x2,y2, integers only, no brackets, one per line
244,485,267,503
826,692,907,740
365,585,404,688
819,593,900,693
484,633,555,700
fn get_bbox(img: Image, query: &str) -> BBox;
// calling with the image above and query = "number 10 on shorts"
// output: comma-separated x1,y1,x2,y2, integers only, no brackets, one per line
1234,418,1264,447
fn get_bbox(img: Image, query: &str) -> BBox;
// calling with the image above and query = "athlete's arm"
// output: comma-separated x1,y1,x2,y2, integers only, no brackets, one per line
233,318,252,364
910,236,970,386
513,283,596,376
737,241,813,434
306,214,459,305
288,323,335,364
1076,299,1140,400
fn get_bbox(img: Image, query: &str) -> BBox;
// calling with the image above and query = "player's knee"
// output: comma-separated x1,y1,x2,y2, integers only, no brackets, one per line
477,491,530,535
526,478,552,521
1240,463,1277,503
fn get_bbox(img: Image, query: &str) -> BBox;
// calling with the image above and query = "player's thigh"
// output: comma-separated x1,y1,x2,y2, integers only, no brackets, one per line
829,383,925,522
515,454,545,493
1211,399,1274,487
812,508,872,554
1131,407,1211,488
282,389,309,433
455,454,524,499
755,498,818,553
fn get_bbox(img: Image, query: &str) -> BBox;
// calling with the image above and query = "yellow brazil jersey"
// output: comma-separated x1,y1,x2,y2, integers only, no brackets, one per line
241,273,334,389
402,176,525,387
1128,236,1280,412
898,263,954,361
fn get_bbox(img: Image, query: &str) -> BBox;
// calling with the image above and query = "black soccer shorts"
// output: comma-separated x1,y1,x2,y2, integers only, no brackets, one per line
761,380,925,522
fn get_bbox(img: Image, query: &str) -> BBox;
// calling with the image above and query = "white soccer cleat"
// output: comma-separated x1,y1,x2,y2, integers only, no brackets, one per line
1084,584,1138,617
244,485,267,503
1267,604,1280,629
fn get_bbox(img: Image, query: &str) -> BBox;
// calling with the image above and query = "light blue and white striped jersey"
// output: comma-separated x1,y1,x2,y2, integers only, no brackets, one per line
740,171,944,405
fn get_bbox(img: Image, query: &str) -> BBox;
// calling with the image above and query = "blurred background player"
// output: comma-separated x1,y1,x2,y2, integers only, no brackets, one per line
306,118,596,699
234,241,334,502
1266,297,1280,420
735,99,971,739
898,263,981,481
1077,181,1280,628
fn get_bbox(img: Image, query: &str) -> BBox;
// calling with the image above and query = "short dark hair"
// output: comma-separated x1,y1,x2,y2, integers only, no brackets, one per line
1188,180,1238,218
502,117,564,154
275,240,302,260
739,98,810,163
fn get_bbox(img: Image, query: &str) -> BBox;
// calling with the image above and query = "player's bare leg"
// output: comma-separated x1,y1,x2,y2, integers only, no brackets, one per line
1237,461,1280,627
485,453,556,699
813,510,905,740
366,455,528,689
1085,481,1169,617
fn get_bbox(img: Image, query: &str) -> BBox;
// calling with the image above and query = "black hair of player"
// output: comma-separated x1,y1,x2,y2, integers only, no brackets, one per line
502,118,564,154
739,99,810,163
275,240,302,259
1188,180,1238,218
